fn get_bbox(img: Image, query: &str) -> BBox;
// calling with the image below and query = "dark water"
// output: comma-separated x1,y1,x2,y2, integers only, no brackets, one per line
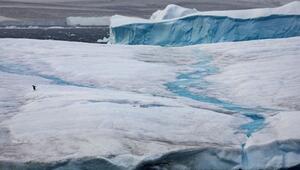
0,27,109,43
0,157,122,170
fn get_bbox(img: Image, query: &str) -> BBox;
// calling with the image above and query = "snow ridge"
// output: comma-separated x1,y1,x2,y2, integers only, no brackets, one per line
150,4,198,21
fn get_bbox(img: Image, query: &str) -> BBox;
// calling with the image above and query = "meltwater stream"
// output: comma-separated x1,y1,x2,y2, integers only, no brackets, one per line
165,51,266,137
0,63,95,88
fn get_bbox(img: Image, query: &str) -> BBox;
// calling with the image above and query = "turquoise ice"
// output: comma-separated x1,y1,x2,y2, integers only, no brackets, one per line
165,52,269,137
111,15,300,46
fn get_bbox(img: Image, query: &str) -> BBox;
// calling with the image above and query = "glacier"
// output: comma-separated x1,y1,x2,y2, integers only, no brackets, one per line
0,37,300,169
1,2,300,170
110,2,300,46
111,15,300,46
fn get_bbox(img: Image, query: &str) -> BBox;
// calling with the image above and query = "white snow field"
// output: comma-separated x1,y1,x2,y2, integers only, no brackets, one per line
0,36,300,169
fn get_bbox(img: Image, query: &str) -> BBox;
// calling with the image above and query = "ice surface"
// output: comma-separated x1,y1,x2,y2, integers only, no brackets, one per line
193,1,300,19
186,1,300,20
197,37,300,169
244,111,300,169
149,2,300,21
200,37,300,111
150,4,198,21
0,37,299,169
0,39,246,168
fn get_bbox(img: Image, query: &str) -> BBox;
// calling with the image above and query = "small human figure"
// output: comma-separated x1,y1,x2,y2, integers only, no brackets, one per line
32,85,36,91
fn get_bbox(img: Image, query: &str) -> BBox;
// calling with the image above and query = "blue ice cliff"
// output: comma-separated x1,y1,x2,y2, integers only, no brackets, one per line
109,2,300,46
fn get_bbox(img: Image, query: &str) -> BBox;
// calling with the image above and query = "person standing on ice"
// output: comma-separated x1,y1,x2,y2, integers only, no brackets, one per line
32,85,36,91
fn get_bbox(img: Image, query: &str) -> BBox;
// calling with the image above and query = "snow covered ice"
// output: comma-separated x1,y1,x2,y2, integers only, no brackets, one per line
150,4,198,21
1,36,300,169
1,2,300,170
0,39,247,169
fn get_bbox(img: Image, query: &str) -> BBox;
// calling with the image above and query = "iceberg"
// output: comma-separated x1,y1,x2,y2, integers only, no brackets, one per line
150,4,198,21
110,2,300,46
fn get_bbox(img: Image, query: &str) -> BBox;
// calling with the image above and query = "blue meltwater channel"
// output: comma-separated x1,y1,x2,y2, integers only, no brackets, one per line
0,63,95,88
165,51,267,137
